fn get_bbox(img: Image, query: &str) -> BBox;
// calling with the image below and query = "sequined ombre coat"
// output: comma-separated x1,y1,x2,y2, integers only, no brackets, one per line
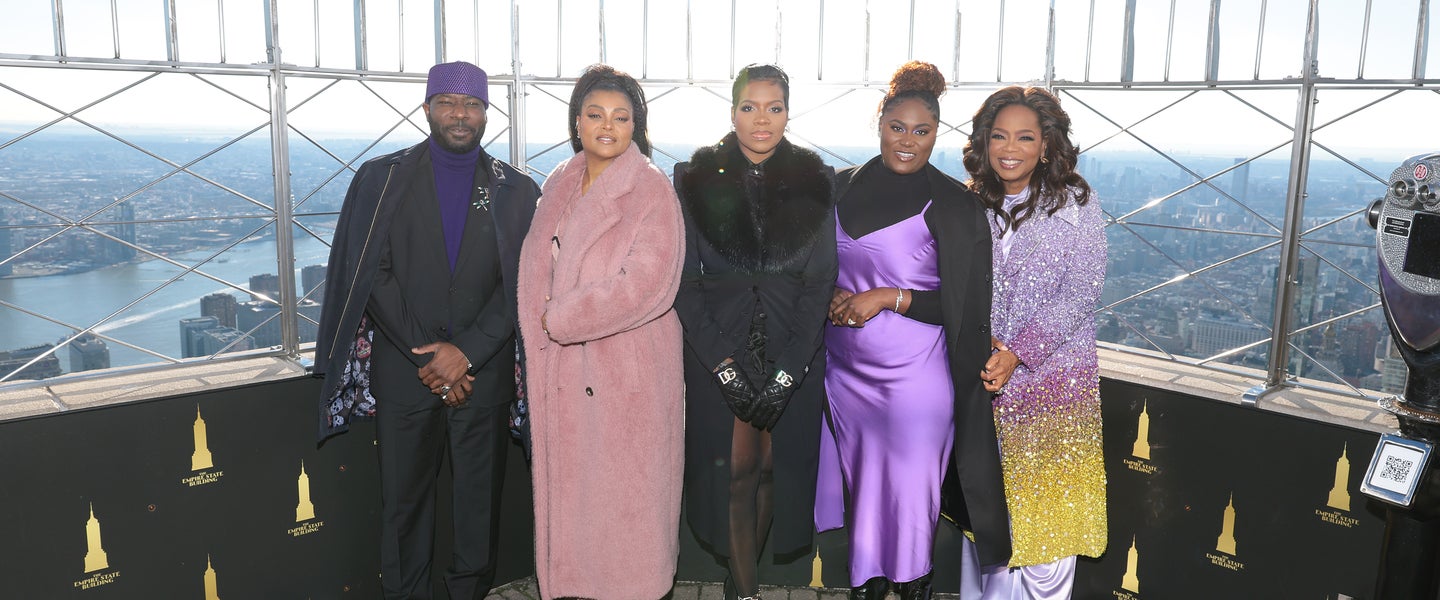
989,188,1108,567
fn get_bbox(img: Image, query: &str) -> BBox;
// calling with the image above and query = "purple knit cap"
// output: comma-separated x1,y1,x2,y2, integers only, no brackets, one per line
426,61,489,106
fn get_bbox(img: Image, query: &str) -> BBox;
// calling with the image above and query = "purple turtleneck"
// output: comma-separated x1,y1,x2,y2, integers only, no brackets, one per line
429,138,481,273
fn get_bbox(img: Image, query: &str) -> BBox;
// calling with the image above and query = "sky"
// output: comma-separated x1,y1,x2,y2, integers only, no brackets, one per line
1,0,1439,159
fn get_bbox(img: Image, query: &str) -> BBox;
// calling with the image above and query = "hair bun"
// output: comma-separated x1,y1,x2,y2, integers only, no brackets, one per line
888,61,945,99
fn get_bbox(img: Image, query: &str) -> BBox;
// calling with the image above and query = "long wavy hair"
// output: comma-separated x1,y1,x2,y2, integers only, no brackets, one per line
962,86,1092,232
568,64,651,157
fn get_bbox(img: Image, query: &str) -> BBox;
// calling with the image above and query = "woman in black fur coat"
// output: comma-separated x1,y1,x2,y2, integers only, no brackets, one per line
673,64,836,600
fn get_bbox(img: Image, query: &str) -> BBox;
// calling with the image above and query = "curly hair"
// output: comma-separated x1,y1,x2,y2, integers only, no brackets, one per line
731,64,791,109
962,86,1092,232
878,61,945,121
568,64,651,157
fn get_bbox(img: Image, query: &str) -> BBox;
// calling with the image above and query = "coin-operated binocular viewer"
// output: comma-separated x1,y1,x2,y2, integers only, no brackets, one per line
1365,154,1440,598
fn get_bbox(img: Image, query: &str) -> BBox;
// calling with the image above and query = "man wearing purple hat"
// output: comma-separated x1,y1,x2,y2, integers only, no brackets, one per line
315,61,539,599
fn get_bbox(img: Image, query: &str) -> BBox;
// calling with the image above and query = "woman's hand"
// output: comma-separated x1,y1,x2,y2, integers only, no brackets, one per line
830,288,893,327
830,287,854,314
983,339,1020,393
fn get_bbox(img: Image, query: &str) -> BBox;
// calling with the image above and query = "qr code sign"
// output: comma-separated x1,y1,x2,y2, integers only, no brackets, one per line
1382,455,1415,483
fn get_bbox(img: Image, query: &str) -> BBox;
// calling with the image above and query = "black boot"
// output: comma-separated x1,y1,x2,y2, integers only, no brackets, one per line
849,576,889,600
895,571,933,600
724,575,761,600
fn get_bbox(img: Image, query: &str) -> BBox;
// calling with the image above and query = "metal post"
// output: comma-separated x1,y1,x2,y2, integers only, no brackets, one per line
110,0,122,58
818,0,826,80
907,0,916,61
952,4,961,83
164,0,180,62
51,0,66,58
1044,0,1056,87
1415,0,1431,79
1204,0,1221,82
509,0,527,172
218,0,228,63
997,0,1006,81
435,0,447,63
265,0,300,357
1249,0,1321,402
354,0,368,70
1121,0,1136,83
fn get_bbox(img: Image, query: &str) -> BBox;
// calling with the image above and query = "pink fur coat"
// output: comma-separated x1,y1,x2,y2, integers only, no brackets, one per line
516,143,685,600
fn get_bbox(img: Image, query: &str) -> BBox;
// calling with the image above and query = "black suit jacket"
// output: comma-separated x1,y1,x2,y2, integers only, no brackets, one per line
315,141,540,438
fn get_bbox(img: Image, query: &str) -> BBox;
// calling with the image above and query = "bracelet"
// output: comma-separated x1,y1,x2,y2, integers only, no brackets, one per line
894,288,904,313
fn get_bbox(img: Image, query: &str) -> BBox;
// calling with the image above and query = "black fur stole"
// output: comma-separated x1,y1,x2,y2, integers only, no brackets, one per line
679,133,833,273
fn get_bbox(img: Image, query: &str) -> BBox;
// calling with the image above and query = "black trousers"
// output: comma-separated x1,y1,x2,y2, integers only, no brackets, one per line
372,334,512,600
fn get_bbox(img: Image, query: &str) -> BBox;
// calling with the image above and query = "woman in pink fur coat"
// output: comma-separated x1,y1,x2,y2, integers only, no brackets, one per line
516,64,686,600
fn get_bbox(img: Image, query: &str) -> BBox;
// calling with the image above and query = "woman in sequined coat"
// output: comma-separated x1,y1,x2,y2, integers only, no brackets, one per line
959,86,1108,599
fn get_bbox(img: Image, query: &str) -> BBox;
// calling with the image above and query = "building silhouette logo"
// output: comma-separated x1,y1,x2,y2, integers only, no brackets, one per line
182,405,223,487
192,405,213,470
74,502,121,590
1316,443,1360,528
1124,400,1158,475
1216,493,1237,554
203,554,221,600
1121,535,1140,593
1132,400,1151,459
288,460,324,537
1328,443,1351,511
1205,493,1245,572
83,503,107,573
809,547,823,587
296,460,315,522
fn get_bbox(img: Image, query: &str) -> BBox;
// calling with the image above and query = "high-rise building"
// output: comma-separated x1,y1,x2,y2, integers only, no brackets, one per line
180,316,221,358
107,201,137,263
1230,157,1250,203
1190,315,1268,357
0,206,11,277
248,273,281,302
237,299,322,348
201,292,239,329
68,332,111,373
198,327,255,356
301,264,327,302
0,344,63,380
1376,332,1409,395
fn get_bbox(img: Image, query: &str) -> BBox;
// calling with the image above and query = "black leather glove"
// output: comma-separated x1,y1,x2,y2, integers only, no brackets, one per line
750,369,797,431
714,361,759,421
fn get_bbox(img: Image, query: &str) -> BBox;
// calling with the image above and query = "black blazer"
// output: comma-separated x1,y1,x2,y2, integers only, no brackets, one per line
315,142,539,436
835,158,1014,567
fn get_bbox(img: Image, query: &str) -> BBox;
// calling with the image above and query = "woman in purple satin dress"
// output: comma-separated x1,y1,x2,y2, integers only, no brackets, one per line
816,62,1011,600
959,86,1108,599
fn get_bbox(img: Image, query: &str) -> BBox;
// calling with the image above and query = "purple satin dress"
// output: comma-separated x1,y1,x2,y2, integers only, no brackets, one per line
815,202,953,586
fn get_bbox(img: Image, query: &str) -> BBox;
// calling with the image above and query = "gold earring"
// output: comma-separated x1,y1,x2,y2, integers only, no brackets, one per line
1041,156,1049,164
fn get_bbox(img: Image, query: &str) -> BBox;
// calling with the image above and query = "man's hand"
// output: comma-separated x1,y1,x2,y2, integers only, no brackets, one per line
414,341,475,406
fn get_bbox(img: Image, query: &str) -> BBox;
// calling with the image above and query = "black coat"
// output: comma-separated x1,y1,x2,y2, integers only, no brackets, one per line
313,141,539,441
674,134,836,559
835,158,1013,567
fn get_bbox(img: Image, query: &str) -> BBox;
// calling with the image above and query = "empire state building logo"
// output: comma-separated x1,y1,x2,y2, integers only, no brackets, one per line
192,405,213,470
1205,493,1245,572
83,503,108,573
74,502,121,590
203,554,221,600
1328,443,1351,511
182,405,224,487
287,460,325,538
